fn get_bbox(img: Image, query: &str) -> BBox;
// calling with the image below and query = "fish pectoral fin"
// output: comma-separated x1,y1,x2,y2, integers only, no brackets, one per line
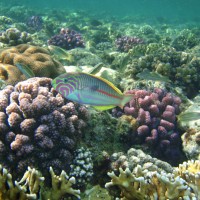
92,105,116,111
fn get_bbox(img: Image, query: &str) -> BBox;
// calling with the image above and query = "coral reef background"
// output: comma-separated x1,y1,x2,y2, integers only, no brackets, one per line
0,0,200,199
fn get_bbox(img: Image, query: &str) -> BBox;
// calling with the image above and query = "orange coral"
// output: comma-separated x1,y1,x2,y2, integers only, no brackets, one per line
0,44,65,85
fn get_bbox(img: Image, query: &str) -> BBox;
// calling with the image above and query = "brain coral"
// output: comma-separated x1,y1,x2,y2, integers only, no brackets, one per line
0,44,65,85
0,77,89,178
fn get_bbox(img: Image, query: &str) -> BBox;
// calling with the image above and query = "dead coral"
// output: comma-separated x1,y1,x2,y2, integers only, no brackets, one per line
0,44,65,85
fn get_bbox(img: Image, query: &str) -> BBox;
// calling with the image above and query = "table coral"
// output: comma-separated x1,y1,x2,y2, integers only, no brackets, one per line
112,88,184,165
0,44,65,85
0,77,89,179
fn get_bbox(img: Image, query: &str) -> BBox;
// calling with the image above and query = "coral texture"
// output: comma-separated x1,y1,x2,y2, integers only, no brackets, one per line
112,88,183,165
123,43,200,97
0,44,65,85
69,147,93,188
0,28,32,46
0,164,80,200
48,28,85,50
110,147,173,174
105,160,200,200
0,77,89,178
115,36,144,52
26,16,43,31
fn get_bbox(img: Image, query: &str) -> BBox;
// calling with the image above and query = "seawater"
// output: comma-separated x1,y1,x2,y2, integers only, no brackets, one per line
1,0,200,23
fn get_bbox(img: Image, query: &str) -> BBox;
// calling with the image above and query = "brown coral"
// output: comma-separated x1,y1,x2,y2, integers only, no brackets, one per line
0,44,65,85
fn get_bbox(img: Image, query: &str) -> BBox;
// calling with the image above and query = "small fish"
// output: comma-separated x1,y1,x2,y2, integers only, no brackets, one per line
15,63,35,78
48,45,73,62
52,72,133,110
178,112,200,122
136,69,170,83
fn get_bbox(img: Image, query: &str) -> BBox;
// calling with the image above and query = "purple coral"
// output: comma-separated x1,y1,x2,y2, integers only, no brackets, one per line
112,89,183,165
0,77,89,178
26,16,43,31
48,28,85,50
115,36,144,52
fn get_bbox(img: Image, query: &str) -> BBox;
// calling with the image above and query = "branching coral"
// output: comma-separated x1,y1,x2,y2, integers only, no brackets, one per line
106,160,200,200
0,164,80,200
0,44,65,85
112,88,183,165
0,77,89,178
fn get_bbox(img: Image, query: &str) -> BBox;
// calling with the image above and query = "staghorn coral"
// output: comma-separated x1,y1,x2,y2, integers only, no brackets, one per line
106,159,200,200
0,77,89,179
0,164,80,200
0,44,65,85
0,28,32,46
112,88,183,165
0,164,44,200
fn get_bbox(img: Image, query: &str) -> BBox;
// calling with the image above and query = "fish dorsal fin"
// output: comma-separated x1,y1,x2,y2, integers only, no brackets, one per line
82,72,123,95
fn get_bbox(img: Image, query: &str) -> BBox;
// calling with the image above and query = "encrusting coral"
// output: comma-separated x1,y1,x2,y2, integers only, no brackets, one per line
0,77,89,178
0,44,65,85
105,159,200,200
0,164,80,200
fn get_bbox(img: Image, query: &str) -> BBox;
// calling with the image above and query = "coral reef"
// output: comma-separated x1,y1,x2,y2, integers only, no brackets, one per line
112,88,183,165
0,28,32,46
48,28,85,50
26,16,43,31
110,147,174,174
69,147,93,188
122,43,200,97
0,77,89,178
0,164,80,200
0,44,65,85
105,159,200,200
181,129,200,160
115,36,144,52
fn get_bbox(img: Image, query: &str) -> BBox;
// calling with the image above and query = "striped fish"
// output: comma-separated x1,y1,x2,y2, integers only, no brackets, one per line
51,72,134,110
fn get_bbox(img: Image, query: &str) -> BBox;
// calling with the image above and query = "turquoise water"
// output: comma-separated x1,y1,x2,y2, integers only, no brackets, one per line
1,0,200,22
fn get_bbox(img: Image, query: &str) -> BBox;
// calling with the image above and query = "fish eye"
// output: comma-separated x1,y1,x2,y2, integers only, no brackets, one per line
63,78,68,83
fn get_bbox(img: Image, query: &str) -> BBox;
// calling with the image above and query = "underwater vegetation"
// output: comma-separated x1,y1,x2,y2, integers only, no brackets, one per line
0,2,200,199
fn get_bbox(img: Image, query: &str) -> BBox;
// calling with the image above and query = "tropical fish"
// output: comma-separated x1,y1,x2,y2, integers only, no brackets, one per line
15,63,35,78
48,45,73,62
178,112,200,122
136,69,170,83
52,72,133,110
